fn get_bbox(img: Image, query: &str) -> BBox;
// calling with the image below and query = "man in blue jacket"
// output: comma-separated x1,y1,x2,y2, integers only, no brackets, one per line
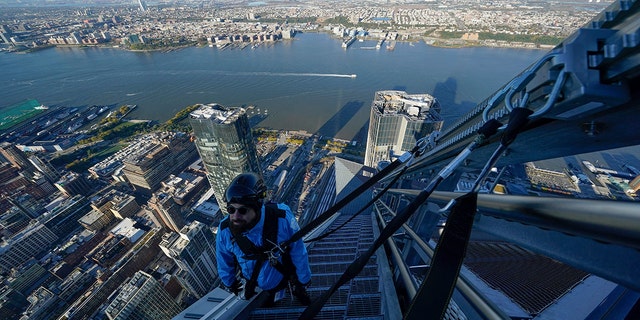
216,172,312,306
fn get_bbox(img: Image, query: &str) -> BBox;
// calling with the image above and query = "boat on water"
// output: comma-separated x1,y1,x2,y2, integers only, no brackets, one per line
34,105,48,110
86,113,97,121
350,74,357,78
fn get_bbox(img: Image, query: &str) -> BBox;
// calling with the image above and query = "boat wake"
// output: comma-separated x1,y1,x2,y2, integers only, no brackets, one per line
126,92,141,96
277,72,356,78
231,71,356,78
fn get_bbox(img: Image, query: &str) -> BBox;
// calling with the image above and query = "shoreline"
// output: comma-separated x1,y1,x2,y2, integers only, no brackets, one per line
8,31,555,54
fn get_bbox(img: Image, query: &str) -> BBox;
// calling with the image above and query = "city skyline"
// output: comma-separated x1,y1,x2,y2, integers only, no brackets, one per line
0,0,639,319
0,0,607,54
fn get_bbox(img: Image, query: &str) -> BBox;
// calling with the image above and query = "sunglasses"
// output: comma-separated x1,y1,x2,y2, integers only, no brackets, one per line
227,206,250,215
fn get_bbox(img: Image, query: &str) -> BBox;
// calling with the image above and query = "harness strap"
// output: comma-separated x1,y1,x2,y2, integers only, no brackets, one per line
224,204,290,297
406,109,532,319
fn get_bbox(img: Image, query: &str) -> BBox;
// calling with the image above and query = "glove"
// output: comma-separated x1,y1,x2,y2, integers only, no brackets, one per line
227,280,243,296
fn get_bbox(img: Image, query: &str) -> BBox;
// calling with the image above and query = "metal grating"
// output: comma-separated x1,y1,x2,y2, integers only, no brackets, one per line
313,241,359,249
346,295,382,317
310,288,350,306
312,274,349,287
248,212,385,319
358,265,378,277
312,262,352,274
310,253,358,264
350,279,379,295
310,247,358,255
249,308,347,320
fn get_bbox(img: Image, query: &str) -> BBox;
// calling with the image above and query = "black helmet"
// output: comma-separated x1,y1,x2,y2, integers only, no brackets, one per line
225,172,267,205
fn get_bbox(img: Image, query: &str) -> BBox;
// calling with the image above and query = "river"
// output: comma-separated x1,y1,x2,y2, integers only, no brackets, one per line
1,32,545,141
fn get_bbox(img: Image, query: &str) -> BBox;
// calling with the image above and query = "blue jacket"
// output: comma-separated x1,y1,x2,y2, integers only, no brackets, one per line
216,203,311,291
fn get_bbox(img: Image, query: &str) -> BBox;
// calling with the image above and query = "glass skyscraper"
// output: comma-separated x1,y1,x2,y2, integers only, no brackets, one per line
189,104,261,212
104,271,181,320
159,221,219,298
364,90,444,168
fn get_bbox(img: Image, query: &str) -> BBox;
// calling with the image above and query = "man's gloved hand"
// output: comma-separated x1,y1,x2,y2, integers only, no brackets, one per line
227,280,243,296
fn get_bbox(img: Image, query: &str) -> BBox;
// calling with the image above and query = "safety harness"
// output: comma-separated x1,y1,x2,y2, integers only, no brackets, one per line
221,203,293,298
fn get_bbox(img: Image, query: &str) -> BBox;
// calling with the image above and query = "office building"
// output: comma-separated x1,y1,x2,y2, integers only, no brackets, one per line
189,104,261,212
28,155,61,183
90,189,140,221
148,192,185,232
0,142,36,172
159,221,219,298
160,172,208,206
364,90,443,168
54,172,92,197
121,132,199,193
78,209,113,231
20,287,59,320
0,221,58,275
7,260,52,298
41,195,90,237
104,271,181,320
60,231,163,319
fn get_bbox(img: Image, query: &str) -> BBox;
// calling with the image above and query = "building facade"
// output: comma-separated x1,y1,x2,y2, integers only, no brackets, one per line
104,271,181,320
28,155,61,183
54,172,92,197
121,132,199,193
159,221,219,298
364,90,444,168
0,142,36,173
189,104,261,212
0,221,58,275
147,192,185,232
42,194,90,237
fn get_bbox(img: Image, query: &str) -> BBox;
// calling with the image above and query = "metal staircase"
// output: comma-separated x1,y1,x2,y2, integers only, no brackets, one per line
248,213,390,319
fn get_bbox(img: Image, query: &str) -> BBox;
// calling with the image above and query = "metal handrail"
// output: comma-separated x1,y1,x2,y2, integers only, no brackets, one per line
373,200,509,319
392,189,640,250
373,204,418,299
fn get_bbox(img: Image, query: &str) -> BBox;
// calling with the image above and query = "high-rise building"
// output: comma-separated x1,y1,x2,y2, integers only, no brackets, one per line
121,132,199,193
54,171,92,197
41,194,90,237
364,90,444,168
159,221,219,298
60,231,163,319
147,191,185,232
104,271,181,320
189,104,261,212
90,189,140,220
0,221,58,275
